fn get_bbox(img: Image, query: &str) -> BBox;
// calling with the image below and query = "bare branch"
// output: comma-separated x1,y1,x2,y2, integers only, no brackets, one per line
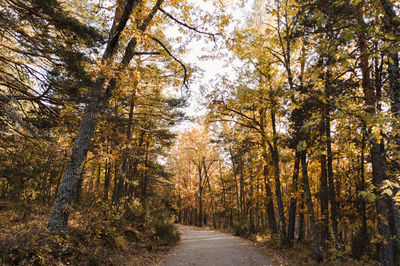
151,36,189,90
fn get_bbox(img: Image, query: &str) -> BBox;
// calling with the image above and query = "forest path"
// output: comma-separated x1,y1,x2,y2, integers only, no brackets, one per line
158,224,272,266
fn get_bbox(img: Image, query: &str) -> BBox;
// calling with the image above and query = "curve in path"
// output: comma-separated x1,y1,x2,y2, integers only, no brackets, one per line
159,224,272,266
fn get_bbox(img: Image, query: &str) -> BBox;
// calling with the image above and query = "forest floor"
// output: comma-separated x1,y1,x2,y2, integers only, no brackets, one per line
159,224,272,266
160,224,378,266
0,201,178,265
217,226,378,266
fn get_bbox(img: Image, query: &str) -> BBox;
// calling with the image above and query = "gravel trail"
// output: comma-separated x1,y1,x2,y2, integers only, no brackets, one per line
158,224,272,266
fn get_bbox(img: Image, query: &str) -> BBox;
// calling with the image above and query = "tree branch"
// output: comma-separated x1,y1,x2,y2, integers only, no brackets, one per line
151,36,189,90
159,8,221,42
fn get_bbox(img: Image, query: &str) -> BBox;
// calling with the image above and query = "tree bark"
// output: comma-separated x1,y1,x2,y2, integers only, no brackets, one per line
270,109,287,246
288,151,300,246
297,191,305,243
104,160,111,201
357,3,394,264
203,159,217,228
198,162,203,226
358,124,368,251
263,164,278,234
219,161,228,228
381,3,400,258
230,148,242,222
319,117,329,249
300,150,323,262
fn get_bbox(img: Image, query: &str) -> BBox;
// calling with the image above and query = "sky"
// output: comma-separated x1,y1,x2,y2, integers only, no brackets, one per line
163,0,256,130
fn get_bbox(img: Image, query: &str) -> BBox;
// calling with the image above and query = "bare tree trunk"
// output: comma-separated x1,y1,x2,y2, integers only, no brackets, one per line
203,159,216,228
270,109,287,246
326,103,340,247
75,161,86,204
104,160,111,201
219,161,228,228
300,150,323,262
319,113,329,250
198,162,203,226
288,151,300,246
297,191,305,243
381,2,400,259
230,148,242,222
358,124,369,251
240,170,245,220
263,164,278,234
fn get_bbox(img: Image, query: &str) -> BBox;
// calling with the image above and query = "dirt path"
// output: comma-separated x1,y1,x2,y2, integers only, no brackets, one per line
158,225,272,266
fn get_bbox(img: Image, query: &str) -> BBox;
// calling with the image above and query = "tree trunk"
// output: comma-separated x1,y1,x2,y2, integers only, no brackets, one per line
104,160,111,201
219,161,228,228
198,162,203,226
240,169,245,220
230,148,242,222
358,124,368,251
319,131,329,249
357,3,395,264
381,2,400,259
323,56,341,248
300,150,323,262
203,159,216,228
288,151,300,246
270,109,287,246
263,164,278,234
297,191,305,243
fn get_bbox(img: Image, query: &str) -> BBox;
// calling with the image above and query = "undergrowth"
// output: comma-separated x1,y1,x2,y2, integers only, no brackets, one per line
0,200,179,265
220,222,378,266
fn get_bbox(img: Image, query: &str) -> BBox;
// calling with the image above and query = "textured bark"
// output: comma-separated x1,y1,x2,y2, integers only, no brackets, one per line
48,0,164,231
300,150,323,262
75,164,85,204
288,151,300,246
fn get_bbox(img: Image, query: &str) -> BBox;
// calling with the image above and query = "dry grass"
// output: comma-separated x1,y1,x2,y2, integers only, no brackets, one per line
216,226,378,266
0,201,177,265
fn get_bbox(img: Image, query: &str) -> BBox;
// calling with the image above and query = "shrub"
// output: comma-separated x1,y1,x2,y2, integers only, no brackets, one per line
151,211,180,245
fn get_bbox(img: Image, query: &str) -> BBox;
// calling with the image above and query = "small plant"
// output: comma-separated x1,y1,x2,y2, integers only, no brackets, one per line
151,211,180,245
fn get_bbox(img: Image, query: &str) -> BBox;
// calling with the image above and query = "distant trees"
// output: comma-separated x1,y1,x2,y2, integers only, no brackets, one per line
169,0,400,265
